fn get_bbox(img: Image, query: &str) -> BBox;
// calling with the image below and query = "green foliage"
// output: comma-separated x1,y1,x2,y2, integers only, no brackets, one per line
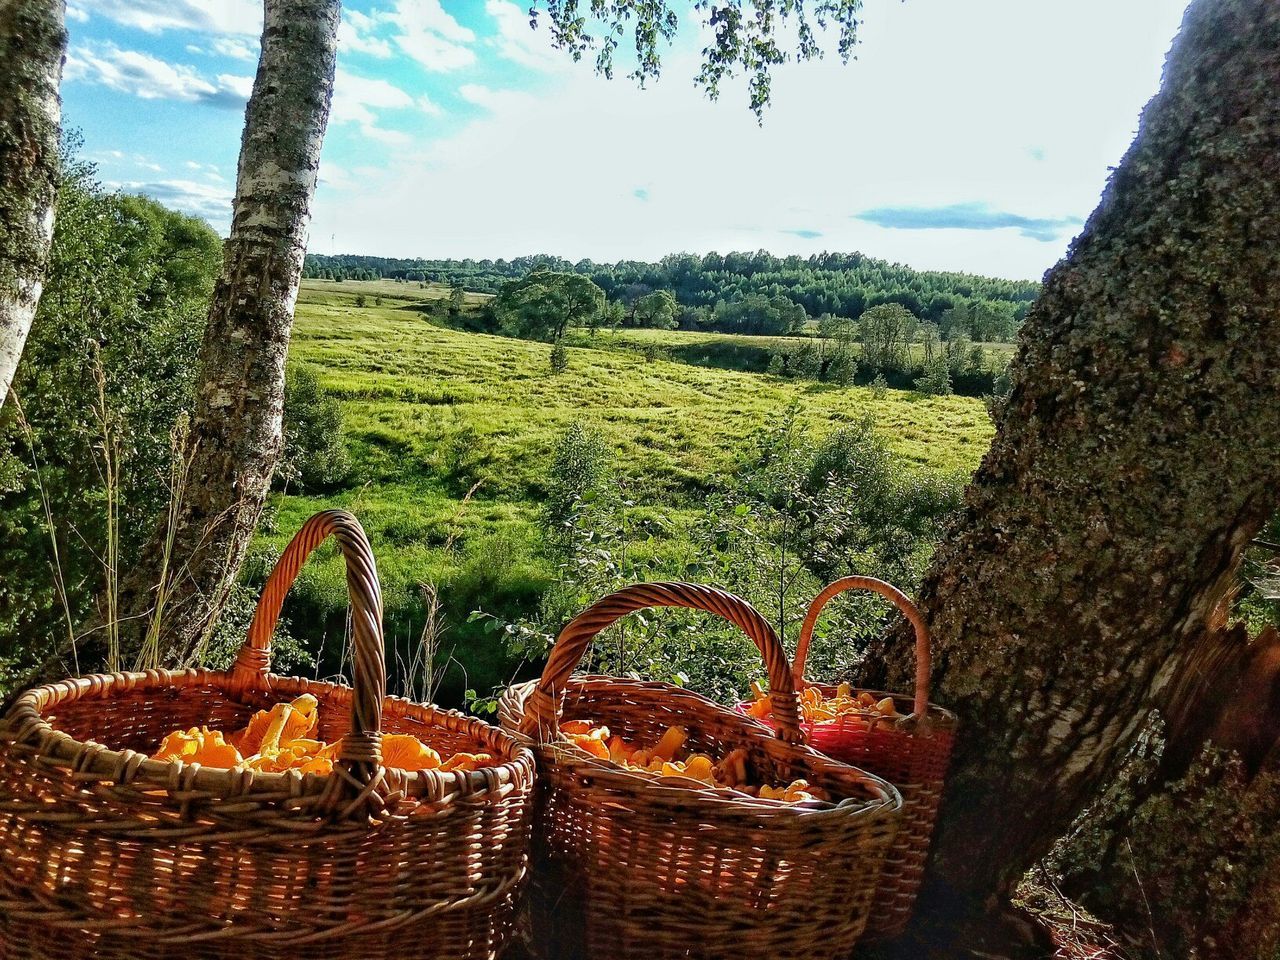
276,365,350,492
528,0,863,117
490,403,963,702
541,420,611,552
915,353,954,396
940,297,1020,343
632,289,678,329
791,341,822,378
713,292,807,336
494,269,605,342
826,349,857,386
860,303,919,371
0,147,221,680
303,251,1038,333
549,339,569,374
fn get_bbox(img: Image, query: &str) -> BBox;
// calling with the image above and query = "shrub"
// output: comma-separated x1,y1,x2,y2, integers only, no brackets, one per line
276,366,350,491
0,143,221,682
826,350,857,386
914,355,953,396
549,340,569,374
541,420,610,550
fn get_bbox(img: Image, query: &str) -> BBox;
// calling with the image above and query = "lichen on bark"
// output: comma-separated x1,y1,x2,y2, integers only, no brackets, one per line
0,0,66,409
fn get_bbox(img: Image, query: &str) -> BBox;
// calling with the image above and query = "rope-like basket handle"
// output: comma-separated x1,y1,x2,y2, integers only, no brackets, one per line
521,582,804,744
230,509,389,818
793,576,931,718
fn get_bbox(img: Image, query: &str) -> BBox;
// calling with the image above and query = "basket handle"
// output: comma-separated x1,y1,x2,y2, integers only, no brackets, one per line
793,575,931,718
231,509,389,817
521,581,803,743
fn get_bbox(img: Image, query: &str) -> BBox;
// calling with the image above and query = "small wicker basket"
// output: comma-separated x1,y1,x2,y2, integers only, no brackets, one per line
0,510,535,960
498,581,903,960
736,575,957,940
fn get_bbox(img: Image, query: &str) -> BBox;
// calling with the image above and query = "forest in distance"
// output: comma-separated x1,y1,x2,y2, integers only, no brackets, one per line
302,250,1040,340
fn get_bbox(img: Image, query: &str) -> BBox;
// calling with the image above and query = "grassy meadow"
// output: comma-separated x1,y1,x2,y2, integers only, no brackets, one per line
266,280,995,702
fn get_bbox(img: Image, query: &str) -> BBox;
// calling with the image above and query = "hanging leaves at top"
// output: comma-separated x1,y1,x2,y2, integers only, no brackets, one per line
528,1,865,118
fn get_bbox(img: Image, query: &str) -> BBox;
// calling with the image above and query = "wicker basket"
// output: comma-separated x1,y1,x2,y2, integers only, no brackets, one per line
736,575,957,940
0,510,536,960
498,581,903,960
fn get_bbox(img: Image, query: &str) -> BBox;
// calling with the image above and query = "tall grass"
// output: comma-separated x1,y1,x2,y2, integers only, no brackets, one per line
89,349,122,673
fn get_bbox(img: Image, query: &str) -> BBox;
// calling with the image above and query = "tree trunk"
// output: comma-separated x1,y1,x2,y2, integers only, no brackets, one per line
1053,624,1280,959
116,0,340,658
0,0,65,410
862,0,1280,939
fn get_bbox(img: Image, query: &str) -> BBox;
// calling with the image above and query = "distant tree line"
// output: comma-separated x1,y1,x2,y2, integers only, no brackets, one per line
302,250,1038,340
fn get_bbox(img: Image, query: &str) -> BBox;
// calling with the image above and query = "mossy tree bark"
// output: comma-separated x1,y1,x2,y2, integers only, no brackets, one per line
0,0,65,410
863,0,1280,943
115,0,341,657
1056,624,1280,959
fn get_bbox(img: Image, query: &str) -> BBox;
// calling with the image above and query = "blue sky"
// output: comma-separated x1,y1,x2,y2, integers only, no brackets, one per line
64,0,1192,280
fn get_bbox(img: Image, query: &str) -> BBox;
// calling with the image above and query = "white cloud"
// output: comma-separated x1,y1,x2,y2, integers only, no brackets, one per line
66,42,251,108
417,94,445,118
69,0,260,36
309,0,1193,281
391,0,476,71
331,67,418,145
117,178,233,226
210,36,258,61
457,83,535,113
485,0,564,71
340,10,394,58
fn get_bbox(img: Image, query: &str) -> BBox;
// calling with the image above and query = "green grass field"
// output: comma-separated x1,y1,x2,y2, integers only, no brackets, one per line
265,281,996,701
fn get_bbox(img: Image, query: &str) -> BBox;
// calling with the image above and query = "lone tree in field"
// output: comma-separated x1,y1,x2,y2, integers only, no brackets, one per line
0,0,65,410
632,290,679,330
493,270,606,342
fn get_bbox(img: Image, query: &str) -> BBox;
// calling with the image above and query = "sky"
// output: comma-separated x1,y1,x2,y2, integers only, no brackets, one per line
63,0,1193,281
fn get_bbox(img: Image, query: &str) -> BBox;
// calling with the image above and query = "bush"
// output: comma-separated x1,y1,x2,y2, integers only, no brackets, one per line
549,340,569,374
826,350,857,386
914,355,953,396
276,366,350,491
541,420,610,550
0,142,222,682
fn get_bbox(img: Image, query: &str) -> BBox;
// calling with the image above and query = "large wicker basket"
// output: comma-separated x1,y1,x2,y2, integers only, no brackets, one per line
736,575,957,940
0,510,536,960
498,581,903,960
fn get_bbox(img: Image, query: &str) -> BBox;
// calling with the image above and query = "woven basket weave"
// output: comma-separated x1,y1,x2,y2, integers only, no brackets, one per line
736,575,957,940
0,509,535,960
498,581,903,960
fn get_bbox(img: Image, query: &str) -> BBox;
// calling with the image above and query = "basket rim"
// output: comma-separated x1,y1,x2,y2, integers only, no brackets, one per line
1,666,535,805
737,683,960,730
500,675,904,823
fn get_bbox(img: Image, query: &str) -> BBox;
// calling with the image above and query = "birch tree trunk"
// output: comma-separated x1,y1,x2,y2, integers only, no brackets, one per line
0,0,65,410
116,0,341,656
862,0,1280,941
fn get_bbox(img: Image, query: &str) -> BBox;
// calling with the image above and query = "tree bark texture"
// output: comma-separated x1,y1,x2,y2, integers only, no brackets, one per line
0,0,65,410
863,0,1280,932
117,0,340,656
1054,624,1280,959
